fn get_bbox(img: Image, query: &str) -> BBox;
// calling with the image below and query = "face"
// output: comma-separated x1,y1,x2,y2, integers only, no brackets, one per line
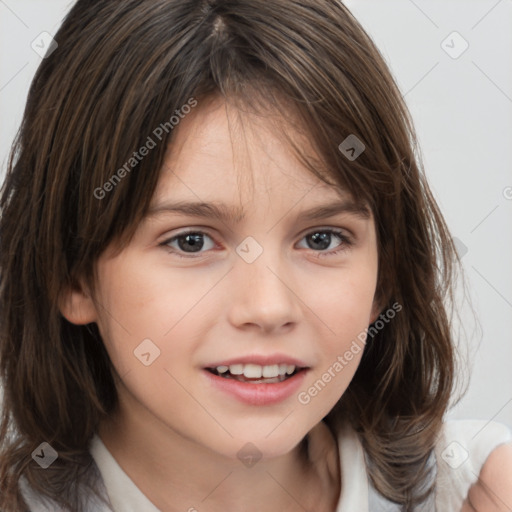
84,95,379,460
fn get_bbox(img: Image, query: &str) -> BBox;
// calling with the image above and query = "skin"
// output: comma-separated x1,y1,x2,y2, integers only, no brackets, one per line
60,95,382,512
461,442,512,512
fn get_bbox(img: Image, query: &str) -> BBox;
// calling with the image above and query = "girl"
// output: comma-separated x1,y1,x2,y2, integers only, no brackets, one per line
0,1,511,511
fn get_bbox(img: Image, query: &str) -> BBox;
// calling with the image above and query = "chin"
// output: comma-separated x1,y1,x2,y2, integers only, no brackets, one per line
229,427,310,461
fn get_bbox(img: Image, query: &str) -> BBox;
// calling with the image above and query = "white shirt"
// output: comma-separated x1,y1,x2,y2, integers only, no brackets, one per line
20,419,512,511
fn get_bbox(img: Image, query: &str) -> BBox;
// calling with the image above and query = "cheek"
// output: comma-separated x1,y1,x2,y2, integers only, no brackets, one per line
315,268,377,339
297,338,365,419
99,258,227,329
92,257,219,376
297,267,376,405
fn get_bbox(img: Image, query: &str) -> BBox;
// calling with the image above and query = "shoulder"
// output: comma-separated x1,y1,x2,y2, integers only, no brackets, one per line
435,419,512,511
461,441,512,511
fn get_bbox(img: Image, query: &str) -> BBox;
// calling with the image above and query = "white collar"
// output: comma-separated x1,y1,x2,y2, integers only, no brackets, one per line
89,435,160,511
334,421,369,511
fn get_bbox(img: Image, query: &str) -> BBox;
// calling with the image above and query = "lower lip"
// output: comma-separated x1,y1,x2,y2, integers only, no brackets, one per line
203,369,309,406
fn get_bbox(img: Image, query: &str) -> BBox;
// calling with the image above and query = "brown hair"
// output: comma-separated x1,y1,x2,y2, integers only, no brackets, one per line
0,0,463,510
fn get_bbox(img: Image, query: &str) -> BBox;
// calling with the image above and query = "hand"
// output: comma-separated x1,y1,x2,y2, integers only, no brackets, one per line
460,442,512,512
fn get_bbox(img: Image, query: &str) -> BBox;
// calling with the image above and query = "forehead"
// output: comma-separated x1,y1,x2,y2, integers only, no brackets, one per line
151,94,354,210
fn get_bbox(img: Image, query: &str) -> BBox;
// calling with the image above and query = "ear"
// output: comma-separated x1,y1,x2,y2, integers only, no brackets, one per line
369,298,382,325
59,280,98,325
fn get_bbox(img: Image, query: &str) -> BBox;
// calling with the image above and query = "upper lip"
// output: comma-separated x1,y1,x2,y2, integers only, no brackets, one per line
204,354,310,369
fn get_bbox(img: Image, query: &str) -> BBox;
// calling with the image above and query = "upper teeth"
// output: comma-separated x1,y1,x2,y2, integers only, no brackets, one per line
216,364,296,378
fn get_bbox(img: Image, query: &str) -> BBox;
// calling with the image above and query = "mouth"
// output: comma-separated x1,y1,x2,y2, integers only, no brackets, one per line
205,363,306,384
202,359,311,405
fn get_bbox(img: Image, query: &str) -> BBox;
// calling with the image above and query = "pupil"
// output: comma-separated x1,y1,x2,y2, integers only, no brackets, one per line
179,233,203,252
309,232,330,250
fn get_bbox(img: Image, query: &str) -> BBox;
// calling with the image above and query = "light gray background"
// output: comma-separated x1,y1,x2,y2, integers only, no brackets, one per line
1,0,511,427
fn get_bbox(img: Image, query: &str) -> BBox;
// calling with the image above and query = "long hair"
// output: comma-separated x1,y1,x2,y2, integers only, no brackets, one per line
0,1,462,510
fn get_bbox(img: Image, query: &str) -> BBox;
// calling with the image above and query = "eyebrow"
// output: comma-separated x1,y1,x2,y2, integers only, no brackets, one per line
146,199,371,224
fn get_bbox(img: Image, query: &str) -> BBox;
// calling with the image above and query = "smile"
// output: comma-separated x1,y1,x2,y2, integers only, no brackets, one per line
203,365,309,405
206,363,301,383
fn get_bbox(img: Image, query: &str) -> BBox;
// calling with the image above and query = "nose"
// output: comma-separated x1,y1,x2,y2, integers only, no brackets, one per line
226,250,302,334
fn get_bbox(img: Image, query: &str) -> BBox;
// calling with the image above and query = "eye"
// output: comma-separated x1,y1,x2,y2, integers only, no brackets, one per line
160,228,353,259
296,229,352,257
160,230,216,258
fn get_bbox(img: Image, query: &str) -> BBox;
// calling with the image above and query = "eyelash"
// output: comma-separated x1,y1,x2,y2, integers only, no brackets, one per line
159,228,353,259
